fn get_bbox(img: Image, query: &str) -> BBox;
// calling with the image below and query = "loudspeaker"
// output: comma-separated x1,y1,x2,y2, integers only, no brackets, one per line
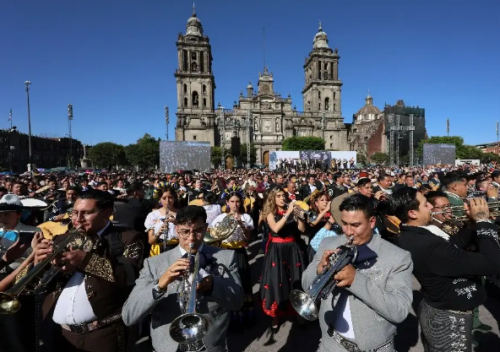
231,137,241,156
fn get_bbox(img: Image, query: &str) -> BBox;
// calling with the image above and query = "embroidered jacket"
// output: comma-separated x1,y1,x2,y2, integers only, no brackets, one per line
41,224,145,321
396,222,500,311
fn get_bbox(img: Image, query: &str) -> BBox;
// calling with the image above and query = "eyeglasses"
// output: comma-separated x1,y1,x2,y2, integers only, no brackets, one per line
177,227,206,238
71,209,102,219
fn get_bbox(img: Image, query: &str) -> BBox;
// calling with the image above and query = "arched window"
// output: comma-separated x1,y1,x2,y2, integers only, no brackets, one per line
318,91,321,99
318,103,321,110
325,97,330,111
203,98,207,107
183,97,188,107
202,85,206,94
333,92,336,99
333,103,336,111
183,84,187,94
191,62,198,72
192,91,199,107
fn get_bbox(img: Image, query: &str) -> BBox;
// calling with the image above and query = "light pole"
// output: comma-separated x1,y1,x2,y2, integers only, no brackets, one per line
68,104,73,168
165,106,169,140
217,104,226,170
25,81,32,172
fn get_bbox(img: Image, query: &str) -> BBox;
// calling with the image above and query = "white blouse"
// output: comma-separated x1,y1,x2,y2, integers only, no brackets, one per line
204,204,222,225
210,213,254,243
144,209,177,241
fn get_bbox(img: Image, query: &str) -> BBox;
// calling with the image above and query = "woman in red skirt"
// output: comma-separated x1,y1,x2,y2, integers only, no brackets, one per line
260,187,306,332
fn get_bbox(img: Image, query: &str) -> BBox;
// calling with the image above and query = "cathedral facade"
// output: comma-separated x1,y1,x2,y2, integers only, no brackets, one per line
174,8,348,165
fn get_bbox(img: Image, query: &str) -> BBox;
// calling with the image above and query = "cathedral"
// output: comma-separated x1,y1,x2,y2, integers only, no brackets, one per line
174,7,348,165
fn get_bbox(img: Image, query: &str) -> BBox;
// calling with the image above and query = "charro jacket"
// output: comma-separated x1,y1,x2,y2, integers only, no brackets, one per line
41,224,145,321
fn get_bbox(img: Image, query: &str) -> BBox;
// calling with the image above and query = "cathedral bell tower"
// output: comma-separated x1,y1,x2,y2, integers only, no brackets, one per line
302,22,342,118
175,5,217,145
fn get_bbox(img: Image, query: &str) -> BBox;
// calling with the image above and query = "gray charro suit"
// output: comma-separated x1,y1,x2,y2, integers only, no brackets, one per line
303,234,413,352
122,244,244,352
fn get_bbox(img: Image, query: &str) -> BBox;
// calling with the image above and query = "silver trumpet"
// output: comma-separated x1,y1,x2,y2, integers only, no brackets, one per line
169,243,209,344
290,236,358,321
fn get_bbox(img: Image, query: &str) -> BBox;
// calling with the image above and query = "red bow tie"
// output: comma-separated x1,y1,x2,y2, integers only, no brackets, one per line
288,194,296,200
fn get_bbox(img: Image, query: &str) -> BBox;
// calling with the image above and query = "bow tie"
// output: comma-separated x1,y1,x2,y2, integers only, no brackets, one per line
288,194,296,200
353,244,378,265
182,250,213,272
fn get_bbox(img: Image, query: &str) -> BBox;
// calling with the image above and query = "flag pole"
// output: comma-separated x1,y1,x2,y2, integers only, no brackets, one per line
9,109,12,129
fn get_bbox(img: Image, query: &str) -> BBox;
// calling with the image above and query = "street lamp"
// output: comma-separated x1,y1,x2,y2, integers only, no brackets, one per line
8,126,17,172
68,104,73,168
25,81,32,172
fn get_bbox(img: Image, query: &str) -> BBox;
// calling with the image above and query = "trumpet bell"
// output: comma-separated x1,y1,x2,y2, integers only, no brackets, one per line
0,293,20,314
289,289,318,321
169,312,209,344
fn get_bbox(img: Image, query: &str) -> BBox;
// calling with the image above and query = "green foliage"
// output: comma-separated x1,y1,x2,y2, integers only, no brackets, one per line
239,144,257,166
210,144,257,168
125,134,160,170
481,152,500,164
211,147,222,168
356,152,367,166
370,152,389,165
282,136,325,151
457,145,483,159
88,142,126,169
417,136,483,160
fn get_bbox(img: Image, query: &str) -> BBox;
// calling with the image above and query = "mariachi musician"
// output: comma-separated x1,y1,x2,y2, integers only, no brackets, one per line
33,190,144,352
46,187,80,222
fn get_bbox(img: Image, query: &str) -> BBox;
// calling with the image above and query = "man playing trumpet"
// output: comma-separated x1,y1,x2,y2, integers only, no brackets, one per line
122,205,244,352
34,190,145,352
303,194,413,352
392,188,500,352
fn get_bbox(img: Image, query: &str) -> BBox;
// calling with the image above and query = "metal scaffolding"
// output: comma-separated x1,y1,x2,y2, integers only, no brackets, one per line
389,113,415,166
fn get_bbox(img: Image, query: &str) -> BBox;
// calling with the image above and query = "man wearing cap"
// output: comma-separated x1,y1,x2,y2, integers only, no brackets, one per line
0,194,41,269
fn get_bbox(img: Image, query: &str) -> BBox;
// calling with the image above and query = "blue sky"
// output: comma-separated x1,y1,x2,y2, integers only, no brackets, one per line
0,0,498,147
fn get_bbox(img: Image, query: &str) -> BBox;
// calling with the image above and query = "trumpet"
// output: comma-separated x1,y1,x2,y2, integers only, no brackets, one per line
169,243,209,344
0,225,85,314
431,200,500,220
290,236,358,321
284,201,318,225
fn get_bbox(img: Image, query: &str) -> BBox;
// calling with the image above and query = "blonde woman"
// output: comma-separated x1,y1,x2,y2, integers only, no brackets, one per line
260,187,306,332
144,186,180,256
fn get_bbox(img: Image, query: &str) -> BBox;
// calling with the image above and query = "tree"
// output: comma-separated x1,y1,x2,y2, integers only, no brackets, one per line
370,152,389,165
211,147,223,168
239,144,257,166
417,136,483,160
125,134,160,170
282,136,325,151
88,142,126,169
211,144,257,168
356,152,367,166
481,152,500,164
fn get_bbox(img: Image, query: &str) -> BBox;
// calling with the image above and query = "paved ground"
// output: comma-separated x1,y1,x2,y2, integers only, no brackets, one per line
135,238,500,352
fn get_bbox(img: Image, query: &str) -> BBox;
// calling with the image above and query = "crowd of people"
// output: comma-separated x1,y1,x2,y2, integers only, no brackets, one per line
0,162,499,352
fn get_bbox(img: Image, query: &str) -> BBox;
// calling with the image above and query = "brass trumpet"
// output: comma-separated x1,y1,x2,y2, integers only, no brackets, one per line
169,243,209,344
0,226,85,314
431,200,500,221
290,236,358,321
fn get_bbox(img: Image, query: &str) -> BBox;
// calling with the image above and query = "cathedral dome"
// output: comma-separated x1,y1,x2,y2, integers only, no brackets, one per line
355,92,381,122
313,22,329,49
186,5,203,36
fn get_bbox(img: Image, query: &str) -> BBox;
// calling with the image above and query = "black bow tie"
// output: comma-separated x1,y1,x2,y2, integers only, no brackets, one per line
182,250,213,272
353,244,377,265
